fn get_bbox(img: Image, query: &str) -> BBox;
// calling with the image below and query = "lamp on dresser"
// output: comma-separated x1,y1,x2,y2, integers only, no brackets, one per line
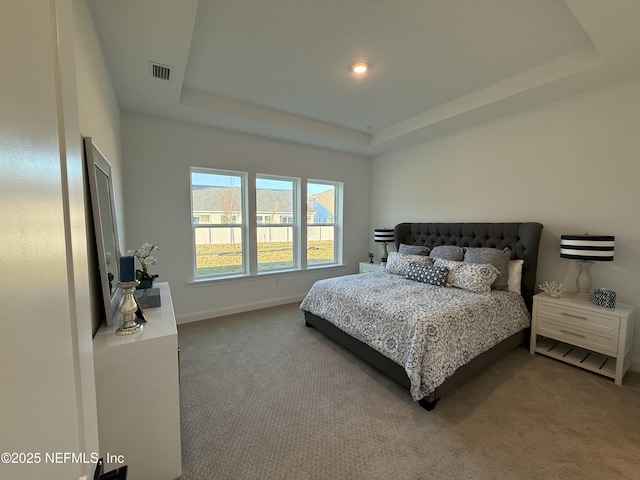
560,234,615,297
374,228,395,265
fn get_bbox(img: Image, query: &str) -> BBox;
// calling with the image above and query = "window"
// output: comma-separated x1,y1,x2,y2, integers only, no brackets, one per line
191,169,246,277
307,181,339,266
191,168,342,279
256,176,296,272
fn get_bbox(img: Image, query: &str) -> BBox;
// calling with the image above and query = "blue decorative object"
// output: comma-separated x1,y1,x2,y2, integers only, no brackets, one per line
405,262,449,287
120,256,135,282
592,288,616,308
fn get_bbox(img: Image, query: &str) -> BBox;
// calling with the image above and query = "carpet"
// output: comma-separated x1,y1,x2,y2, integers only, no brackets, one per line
177,302,640,480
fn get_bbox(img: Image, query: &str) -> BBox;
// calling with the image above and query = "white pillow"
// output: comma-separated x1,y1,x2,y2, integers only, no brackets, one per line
433,259,499,294
508,259,524,294
385,252,433,276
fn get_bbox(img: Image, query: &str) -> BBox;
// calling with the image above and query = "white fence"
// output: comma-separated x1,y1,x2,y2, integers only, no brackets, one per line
195,226,334,245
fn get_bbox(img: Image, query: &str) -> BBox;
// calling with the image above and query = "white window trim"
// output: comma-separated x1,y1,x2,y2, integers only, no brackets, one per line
190,167,248,279
190,168,342,281
307,179,342,266
256,174,299,272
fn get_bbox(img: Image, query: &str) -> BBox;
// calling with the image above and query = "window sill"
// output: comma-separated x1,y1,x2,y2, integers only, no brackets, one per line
186,264,347,288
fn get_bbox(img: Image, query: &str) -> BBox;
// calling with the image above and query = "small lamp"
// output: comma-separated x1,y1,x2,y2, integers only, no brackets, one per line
560,234,614,298
374,228,395,264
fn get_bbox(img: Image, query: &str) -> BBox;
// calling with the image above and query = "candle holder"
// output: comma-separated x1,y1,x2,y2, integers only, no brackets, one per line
116,280,143,336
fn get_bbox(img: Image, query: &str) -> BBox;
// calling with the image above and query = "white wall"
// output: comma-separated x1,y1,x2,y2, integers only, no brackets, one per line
73,0,125,340
0,1,99,478
73,0,125,243
121,113,371,322
72,0,126,465
371,76,640,370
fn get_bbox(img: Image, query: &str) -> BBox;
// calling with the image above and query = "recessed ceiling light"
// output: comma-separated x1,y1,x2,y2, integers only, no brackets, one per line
352,62,369,74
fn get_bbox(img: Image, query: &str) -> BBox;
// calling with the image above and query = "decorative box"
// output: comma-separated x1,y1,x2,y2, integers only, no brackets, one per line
134,287,161,309
592,288,616,309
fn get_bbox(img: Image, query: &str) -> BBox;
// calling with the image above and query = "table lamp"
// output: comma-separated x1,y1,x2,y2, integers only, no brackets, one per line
374,228,395,264
560,234,614,298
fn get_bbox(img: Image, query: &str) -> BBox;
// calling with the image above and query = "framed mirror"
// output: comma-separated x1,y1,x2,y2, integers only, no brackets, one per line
84,137,122,327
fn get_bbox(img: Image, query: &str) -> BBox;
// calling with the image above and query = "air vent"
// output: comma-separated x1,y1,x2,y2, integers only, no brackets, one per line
150,62,172,81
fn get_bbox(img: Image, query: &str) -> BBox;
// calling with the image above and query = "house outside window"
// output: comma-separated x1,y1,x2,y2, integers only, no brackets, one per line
307,181,340,266
191,169,246,277
256,175,296,272
190,167,342,279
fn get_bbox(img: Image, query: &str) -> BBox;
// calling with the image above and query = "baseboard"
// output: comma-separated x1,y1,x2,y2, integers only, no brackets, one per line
175,293,306,324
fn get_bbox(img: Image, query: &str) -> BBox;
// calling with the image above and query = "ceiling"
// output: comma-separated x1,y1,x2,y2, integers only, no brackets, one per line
88,0,640,156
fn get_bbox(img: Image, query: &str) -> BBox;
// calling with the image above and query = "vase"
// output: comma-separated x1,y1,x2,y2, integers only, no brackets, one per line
137,277,155,290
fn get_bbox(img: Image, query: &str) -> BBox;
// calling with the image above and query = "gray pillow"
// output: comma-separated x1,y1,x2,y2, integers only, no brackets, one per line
398,243,430,256
430,245,465,261
463,247,511,291
433,259,499,294
385,252,433,276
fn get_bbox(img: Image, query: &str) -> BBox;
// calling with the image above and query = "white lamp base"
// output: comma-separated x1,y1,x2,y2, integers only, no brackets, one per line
575,260,593,298
380,242,389,263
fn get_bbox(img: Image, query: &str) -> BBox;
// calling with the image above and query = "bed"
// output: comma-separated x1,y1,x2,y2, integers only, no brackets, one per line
301,222,543,410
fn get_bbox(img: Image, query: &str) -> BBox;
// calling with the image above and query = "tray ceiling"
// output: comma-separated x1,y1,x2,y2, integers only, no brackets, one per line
89,0,640,155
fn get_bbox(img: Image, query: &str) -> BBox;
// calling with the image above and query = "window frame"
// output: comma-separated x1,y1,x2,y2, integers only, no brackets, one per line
190,167,248,279
255,174,299,273
190,167,343,281
307,179,342,267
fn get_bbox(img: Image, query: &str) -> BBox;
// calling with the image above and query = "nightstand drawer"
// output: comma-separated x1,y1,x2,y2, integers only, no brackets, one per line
537,318,618,355
536,301,620,335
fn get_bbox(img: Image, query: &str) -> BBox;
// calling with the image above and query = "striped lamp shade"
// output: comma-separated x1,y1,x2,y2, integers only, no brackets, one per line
560,235,615,261
374,228,395,243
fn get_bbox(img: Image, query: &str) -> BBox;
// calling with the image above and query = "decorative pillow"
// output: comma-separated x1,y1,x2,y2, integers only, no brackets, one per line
398,243,430,256
433,259,499,294
385,252,433,276
405,262,449,287
508,259,524,294
430,245,465,261
463,247,511,291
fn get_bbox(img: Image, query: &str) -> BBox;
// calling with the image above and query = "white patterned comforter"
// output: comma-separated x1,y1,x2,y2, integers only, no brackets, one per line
300,271,530,401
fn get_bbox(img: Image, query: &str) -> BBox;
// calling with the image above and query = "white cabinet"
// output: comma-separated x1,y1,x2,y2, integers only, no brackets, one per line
359,262,385,273
530,292,635,385
93,282,181,479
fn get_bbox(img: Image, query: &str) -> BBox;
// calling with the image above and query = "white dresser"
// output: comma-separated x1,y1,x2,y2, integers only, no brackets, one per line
93,282,181,479
530,292,635,385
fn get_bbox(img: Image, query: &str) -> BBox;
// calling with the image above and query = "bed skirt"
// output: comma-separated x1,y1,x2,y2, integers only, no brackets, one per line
303,309,527,410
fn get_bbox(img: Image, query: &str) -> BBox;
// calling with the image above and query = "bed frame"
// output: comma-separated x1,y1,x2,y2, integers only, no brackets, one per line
304,222,543,410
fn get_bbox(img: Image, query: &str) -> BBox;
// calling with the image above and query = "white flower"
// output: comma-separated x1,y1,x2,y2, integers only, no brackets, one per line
127,242,160,277
142,256,157,266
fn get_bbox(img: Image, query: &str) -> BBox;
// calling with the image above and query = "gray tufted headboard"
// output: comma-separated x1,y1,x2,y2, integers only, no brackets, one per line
394,222,543,311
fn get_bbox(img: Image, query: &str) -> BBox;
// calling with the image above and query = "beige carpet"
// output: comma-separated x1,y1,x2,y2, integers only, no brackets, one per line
177,303,640,480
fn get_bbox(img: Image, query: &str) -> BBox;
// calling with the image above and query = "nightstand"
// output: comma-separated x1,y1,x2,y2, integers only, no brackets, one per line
359,262,385,273
530,292,635,385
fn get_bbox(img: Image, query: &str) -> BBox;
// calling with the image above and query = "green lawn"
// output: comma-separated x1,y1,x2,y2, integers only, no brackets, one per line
195,240,334,275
